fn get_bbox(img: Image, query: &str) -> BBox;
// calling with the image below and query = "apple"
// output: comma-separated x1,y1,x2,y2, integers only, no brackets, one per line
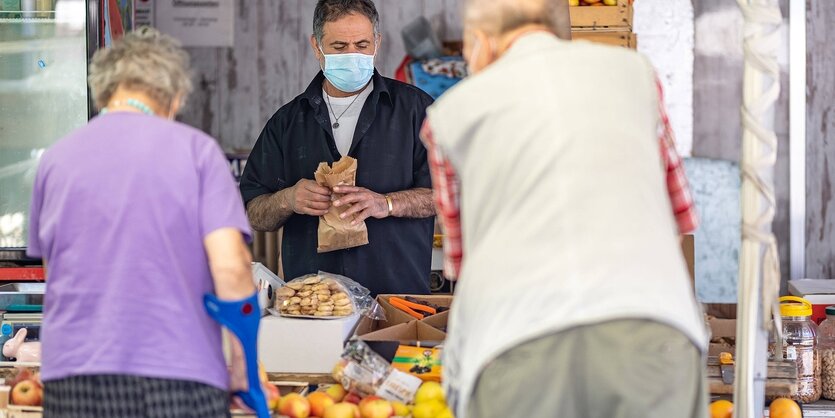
266,383,281,411
279,393,311,418
308,391,336,417
359,398,394,418
9,368,34,388
344,392,363,405
11,379,42,406
391,402,410,417
357,395,382,409
324,384,347,402
324,402,361,418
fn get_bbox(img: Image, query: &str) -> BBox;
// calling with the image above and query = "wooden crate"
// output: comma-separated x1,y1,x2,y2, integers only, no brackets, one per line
572,30,637,49
6,405,42,418
706,357,799,398
569,0,633,29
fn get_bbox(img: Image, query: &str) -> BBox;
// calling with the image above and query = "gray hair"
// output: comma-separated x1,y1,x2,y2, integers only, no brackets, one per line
88,27,193,110
464,0,571,39
313,0,380,45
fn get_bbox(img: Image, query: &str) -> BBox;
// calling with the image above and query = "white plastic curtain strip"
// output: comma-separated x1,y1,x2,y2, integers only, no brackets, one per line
734,0,782,417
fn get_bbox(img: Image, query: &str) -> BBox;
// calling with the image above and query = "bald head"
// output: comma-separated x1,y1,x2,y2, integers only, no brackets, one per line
463,0,571,40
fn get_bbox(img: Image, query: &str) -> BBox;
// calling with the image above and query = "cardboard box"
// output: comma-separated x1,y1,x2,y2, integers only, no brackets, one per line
569,0,633,29
360,320,446,345
258,314,360,374
355,295,452,338
572,30,637,49
421,310,449,333
376,294,452,327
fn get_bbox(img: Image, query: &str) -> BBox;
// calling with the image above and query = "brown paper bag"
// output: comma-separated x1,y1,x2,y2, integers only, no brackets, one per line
314,156,369,253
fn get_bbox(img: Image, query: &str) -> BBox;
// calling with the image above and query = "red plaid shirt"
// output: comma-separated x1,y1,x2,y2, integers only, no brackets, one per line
421,76,698,280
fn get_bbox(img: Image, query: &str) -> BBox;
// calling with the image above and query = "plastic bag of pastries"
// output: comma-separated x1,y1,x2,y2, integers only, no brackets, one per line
272,271,379,319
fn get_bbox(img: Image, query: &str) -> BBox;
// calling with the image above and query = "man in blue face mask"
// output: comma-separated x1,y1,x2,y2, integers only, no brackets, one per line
240,0,437,296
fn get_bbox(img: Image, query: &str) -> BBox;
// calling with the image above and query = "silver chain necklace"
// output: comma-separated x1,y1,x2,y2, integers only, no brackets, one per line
324,84,368,129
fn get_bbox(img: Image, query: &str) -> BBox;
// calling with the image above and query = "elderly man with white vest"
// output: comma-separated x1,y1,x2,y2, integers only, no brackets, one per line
420,0,708,417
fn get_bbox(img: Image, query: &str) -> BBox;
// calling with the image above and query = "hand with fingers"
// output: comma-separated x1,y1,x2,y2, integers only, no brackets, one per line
332,185,390,225
290,179,332,216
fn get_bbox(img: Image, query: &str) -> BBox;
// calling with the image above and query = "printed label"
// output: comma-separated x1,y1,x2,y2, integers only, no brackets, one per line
786,345,798,360
376,370,422,403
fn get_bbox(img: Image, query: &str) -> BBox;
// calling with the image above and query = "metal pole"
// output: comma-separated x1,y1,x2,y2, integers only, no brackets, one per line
734,0,783,417
789,0,807,280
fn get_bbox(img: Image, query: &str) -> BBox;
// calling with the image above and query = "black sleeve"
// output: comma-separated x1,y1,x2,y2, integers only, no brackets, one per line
240,114,287,205
412,91,435,189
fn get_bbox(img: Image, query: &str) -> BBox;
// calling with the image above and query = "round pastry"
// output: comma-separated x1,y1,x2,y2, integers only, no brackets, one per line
289,296,302,305
287,282,305,290
317,305,334,313
276,287,296,298
312,283,329,291
334,298,351,307
300,297,313,306
303,276,322,285
297,290,313,298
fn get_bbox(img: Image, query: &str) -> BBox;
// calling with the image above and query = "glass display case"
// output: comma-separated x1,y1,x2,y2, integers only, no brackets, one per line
0,0,97,257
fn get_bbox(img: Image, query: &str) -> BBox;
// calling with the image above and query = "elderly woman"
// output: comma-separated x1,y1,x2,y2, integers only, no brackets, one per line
26,28,254,417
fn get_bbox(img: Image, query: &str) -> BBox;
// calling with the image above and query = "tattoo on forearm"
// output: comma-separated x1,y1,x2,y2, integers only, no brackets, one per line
390,188,436,218
246,189,295,231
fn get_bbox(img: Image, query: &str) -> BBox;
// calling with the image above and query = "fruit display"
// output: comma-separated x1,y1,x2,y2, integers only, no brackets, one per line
8,367,42,407
276,275,355,318
302,381,453,418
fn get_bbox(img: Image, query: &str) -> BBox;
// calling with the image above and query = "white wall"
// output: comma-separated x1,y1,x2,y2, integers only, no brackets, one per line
634,0,694,156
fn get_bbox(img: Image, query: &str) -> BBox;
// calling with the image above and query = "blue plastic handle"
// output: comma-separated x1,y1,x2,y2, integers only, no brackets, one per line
204,292,270,418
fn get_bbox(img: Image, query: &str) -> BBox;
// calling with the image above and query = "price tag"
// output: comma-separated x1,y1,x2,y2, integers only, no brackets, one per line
376,370,422,403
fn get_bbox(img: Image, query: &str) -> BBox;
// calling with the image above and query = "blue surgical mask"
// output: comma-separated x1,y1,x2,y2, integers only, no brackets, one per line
319,46,375,93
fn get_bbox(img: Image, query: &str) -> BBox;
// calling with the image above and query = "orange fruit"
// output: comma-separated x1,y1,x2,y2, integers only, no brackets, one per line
709,399,733,418
769,398,802,418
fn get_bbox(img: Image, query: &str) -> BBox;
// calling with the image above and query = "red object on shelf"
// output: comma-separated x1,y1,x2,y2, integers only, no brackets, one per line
0,268,45,281
394,56,412,83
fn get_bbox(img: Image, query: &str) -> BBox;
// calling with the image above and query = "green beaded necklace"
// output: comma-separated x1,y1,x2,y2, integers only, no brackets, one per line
100,98,155,116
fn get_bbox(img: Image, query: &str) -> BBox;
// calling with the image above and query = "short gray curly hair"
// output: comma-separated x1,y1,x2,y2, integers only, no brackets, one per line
88,27,193,110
